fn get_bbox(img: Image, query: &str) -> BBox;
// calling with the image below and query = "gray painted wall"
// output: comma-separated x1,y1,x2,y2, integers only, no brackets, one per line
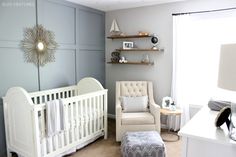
105,0,236,115
0,0,105,156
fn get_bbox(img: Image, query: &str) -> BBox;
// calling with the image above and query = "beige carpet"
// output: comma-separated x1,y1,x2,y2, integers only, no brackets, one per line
69,119,181,157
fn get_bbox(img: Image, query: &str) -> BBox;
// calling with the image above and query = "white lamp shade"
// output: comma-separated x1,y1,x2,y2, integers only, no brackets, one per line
218,44,236,91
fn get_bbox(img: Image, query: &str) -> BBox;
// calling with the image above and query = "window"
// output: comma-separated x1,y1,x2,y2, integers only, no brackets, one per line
172,9,236,125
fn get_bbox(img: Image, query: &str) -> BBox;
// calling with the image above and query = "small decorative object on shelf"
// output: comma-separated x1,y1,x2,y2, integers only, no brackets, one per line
151,34,159,50
110,19,121,36
141,54,150,63
111,51,120,63
123,41,134,49
120,32,126,36
119,56,128,63
138,31,149,36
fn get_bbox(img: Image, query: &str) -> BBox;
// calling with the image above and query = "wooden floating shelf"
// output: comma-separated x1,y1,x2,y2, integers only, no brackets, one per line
107,62,154,65
116,48,164,52
107,35,151,39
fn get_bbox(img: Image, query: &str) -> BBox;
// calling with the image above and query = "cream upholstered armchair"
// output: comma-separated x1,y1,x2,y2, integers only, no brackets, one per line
116,81,161,141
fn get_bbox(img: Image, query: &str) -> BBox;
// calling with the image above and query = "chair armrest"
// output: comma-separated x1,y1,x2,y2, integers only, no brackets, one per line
116,100,122,141
150,102,160,117
116,101,122,118
149,102,161,133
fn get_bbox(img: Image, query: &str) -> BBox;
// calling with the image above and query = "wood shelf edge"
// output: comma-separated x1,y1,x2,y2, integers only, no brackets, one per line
107,34,151,39
116,48,164,52
107,62,154,65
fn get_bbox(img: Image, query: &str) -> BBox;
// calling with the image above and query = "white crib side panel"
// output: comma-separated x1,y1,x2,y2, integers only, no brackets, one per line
32,89,108,157
4,87,39,157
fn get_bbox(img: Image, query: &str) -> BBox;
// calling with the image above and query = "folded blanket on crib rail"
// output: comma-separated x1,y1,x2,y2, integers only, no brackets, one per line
46,99,65,137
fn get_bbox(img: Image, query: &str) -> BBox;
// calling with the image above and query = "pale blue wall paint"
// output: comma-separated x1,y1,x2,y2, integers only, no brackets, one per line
0,0,105,156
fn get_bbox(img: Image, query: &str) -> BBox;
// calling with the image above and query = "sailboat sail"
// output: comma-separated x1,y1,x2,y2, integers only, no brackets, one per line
110,19,120,33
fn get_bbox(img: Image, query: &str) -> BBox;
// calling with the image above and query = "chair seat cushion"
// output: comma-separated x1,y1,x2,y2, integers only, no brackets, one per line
121,112,154,125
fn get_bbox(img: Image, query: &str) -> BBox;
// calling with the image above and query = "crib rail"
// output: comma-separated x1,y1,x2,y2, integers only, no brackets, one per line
30,86,78,105
33,89,108,157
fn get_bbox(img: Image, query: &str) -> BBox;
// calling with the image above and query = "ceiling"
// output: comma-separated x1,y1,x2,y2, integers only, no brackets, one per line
66,0,186,12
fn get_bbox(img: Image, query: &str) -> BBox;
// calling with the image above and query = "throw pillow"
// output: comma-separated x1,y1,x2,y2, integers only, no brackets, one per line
121,96,148,112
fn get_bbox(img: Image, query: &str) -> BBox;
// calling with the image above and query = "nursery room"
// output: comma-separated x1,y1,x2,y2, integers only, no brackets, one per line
1,0,236,157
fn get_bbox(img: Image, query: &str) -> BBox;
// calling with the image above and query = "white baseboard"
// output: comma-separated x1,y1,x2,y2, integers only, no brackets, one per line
108,113,116,119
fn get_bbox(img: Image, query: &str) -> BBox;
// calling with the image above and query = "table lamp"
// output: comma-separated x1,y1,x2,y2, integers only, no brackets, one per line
218,43,236,141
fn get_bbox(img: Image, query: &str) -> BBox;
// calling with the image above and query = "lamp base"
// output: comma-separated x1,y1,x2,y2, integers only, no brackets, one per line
230,102,236,141
230,129,236,141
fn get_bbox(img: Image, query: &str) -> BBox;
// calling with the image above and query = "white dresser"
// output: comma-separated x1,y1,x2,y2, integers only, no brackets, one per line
179,107,236,157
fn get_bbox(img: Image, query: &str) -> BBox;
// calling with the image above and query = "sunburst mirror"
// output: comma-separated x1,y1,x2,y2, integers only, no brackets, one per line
20,24,58,66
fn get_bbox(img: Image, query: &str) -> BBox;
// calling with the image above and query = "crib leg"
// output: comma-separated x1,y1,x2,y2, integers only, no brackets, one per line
104,118,108,139
104,131,108,139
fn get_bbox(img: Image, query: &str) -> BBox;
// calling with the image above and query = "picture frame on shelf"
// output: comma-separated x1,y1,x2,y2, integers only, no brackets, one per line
123,41,133,49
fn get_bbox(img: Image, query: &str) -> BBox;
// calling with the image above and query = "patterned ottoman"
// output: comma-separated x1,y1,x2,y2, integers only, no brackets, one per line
121,131,166,157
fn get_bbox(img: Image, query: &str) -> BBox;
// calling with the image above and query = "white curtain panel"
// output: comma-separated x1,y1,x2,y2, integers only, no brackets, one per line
171,10,236,130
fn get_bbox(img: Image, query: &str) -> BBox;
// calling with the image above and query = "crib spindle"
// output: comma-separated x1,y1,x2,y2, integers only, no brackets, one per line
75,101,79,141
89,98,92,135
70,102,75,143
101,95,104,130
92,97,96,133
98,96,101,130
95,96,98,132
85,99,89,136
64,103,70,145
79,100,84,139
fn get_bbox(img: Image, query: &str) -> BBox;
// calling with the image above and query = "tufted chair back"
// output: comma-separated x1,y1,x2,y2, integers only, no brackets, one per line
119,81,148,97
116,81,155,109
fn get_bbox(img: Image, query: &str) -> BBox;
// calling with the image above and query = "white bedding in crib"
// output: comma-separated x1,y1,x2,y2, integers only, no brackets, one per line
46,100,65,137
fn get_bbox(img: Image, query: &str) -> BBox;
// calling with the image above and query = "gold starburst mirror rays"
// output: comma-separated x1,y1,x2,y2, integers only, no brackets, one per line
20,24,58,66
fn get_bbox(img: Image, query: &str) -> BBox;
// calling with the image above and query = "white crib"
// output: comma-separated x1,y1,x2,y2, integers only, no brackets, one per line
3,77,108,157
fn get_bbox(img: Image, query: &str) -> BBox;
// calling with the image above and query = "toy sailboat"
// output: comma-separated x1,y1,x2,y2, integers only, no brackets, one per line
110,19,121,36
